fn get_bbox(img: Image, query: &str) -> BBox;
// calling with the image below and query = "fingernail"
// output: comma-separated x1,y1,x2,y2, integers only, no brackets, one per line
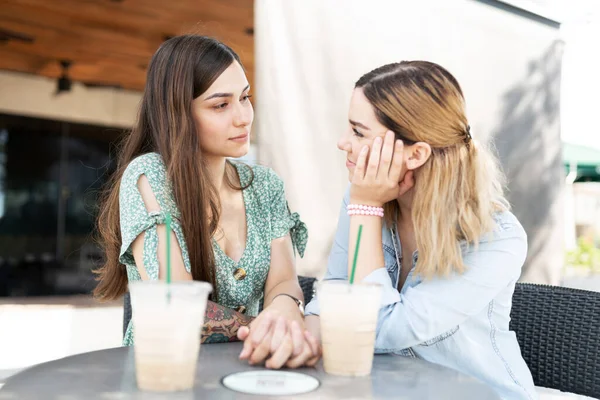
375,137,382,144
362,146,368,153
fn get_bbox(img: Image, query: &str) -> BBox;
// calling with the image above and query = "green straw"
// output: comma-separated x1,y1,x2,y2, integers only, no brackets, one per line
165,212,172,284
165,213,172,304
349,224,363,284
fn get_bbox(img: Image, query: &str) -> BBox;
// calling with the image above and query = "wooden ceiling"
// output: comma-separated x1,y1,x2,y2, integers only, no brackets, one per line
0,0,254,92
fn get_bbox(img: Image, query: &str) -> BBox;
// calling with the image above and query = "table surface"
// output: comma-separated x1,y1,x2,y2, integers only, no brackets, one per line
0,342,500,400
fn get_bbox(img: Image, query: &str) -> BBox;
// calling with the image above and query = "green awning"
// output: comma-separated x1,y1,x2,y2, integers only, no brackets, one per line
563,142,600,182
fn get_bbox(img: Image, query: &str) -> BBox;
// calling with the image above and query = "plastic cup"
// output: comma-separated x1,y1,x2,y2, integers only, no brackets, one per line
129,280,212,391
318,281,382,376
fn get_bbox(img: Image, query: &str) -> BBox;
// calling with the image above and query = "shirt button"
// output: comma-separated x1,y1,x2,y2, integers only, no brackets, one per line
233,268,247,281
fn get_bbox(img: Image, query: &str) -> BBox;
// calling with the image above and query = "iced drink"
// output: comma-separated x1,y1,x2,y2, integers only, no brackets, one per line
129,280,212,391
318,281,382,376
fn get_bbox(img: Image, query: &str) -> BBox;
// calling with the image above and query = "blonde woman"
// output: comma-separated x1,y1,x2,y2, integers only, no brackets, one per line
304,61,537,400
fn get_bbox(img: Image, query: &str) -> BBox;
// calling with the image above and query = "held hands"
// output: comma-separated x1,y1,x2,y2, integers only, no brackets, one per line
350,131,415,206
237,307,321,369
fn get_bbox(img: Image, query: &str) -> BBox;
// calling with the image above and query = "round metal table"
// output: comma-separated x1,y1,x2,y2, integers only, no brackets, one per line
0,342,500,399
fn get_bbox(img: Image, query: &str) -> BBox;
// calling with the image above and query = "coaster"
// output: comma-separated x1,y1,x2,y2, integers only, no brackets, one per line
222,370,320,396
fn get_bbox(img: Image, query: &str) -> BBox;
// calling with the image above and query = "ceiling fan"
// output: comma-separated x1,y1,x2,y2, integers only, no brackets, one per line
56,60,123,95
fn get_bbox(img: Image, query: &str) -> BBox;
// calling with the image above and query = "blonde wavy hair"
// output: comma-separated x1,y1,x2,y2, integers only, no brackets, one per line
356,61,509,277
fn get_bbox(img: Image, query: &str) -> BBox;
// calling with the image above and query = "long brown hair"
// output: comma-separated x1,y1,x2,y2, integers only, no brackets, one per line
356,61,508,277
94,35,249,301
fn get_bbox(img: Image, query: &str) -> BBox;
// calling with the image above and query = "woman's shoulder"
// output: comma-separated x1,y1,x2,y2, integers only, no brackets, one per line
123,152,165,175
491,210,526,240
466,210,527,260
121,153,166,186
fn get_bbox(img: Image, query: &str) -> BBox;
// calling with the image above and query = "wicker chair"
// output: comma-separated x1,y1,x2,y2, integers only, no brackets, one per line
123,276,317,338
298,275,317,304
509,283,600,398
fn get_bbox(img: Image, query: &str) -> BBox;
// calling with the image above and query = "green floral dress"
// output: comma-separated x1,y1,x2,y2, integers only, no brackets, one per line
119,153,308,346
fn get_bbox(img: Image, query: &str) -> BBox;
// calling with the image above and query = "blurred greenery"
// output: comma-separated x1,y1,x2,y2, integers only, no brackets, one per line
566,237,600,272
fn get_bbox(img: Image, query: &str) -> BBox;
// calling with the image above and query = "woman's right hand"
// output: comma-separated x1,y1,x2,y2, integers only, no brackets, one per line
350,131,414,206
263,318,321,369
237,315,321,369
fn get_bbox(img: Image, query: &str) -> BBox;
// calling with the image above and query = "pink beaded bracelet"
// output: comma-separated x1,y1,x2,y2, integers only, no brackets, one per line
347,204,384,217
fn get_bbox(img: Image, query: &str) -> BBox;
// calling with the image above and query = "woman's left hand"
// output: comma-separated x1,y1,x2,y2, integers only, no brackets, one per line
237,311,320,368
243,318,320,369
350,130,413,206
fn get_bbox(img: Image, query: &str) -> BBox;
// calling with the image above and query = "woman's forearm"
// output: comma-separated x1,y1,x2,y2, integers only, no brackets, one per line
263,279,305,322
265,279,304,303
201,301,254,343
348,213,385,282
266,296,305,324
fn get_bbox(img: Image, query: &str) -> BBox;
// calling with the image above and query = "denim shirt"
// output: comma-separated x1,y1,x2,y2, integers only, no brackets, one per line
305,187,537,400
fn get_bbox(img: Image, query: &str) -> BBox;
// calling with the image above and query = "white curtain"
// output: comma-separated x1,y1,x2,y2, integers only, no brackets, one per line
255,0,563,283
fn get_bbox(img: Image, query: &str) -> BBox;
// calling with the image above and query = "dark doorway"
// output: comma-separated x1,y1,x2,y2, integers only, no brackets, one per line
0,113,124,296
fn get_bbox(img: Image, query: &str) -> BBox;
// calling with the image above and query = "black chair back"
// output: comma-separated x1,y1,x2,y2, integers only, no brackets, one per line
510,283,600,398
